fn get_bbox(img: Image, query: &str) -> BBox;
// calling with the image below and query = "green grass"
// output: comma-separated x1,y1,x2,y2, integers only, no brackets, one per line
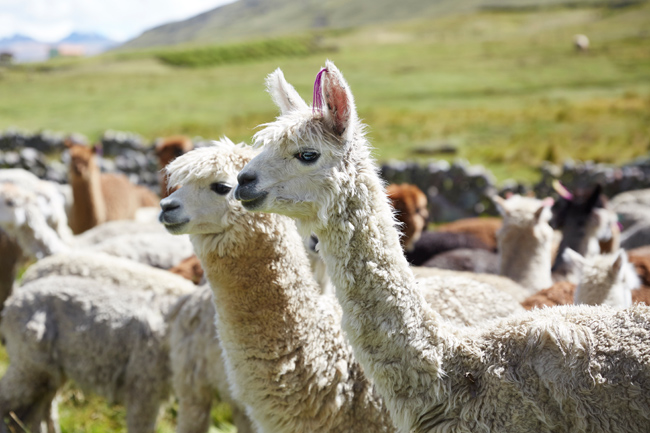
1,4,648,184
0,344,235,433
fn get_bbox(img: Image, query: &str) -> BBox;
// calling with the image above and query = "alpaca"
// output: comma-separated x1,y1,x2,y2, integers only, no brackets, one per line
436,217,502,251
422,248,499,274
574,34,590,51
520,281,577,310
18,252,256,433
235,62,650,432
386,184,493,267
169,254,205,285
0,275,181,433
155,135,194,198
411,266,532,302
0,183,194,271
564,248,637,308
550,184,615,278
494,194,554,291
159,140,526,433
66,142,159,234
406,231,491,267
160,139,396,433
386,183,429,250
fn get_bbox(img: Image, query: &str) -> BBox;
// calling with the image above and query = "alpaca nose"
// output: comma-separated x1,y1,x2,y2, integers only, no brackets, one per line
237,170,257,187
160,197,180,213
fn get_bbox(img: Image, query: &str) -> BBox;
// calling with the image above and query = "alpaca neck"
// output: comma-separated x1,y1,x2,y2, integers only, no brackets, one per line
70,170,106,234
499,229,553,290
310,154,451,429
191,216,360,429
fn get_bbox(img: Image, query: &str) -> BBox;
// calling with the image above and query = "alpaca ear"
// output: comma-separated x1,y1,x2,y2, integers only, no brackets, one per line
493,195,508,216
319,60,356,137
534,203,552,224
585,184,603,211
266,68,308,115
611,250,626,276
563,248,585,271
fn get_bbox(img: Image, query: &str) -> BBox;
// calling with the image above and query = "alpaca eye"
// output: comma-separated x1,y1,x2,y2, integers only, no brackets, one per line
295,151,320,163
210,183,232,195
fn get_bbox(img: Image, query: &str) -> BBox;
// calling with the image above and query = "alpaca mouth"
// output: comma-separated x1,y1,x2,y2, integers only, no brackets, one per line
161,221,189,234
234,187,268,210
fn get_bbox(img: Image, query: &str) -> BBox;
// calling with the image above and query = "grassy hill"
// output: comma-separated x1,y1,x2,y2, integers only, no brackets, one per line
119,0,633,49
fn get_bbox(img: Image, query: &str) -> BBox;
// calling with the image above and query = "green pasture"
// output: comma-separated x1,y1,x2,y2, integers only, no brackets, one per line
0,4,649,430
1,4,649,183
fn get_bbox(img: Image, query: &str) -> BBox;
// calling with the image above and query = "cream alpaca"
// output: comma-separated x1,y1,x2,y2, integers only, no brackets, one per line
565,248,637,308
159,141,524,433
494,194,554,291
160,139,395,433
235,62,650,432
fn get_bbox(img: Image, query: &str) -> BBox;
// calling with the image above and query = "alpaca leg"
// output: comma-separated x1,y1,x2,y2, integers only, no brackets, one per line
0,367,56,433
45,394,62,433
125,394,160,433
0,365,46,432
230,404,256,433
176,396,212,433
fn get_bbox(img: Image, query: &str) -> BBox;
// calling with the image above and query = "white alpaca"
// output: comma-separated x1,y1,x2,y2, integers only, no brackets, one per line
494,194,554,291
11,254,256,433
564,248,638,308
158,140,526,433
234,61,650,432
0,275,180,433
0,183,194,270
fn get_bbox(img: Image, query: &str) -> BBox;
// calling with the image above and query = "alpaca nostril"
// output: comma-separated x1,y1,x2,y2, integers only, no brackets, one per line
160,198,180,213
237,170,257,187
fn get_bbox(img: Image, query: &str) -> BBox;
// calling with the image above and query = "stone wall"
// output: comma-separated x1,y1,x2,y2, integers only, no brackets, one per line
2,129,650,221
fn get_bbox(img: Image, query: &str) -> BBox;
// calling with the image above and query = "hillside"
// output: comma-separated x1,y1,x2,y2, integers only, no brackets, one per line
119,0,623,49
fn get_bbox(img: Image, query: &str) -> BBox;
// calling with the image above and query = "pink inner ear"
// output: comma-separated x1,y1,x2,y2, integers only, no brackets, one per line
312,68,327,114
324,75,350,136
542,197,555,207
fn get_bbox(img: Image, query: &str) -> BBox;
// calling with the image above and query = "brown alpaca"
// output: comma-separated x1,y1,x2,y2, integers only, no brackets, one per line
168,254,204,285
386,183,428,250
436,217,502,251
521,281,577,310
155,136,194,198
67,143,159,234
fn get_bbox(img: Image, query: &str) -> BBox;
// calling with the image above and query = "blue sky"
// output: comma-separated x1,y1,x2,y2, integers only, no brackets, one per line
0,0,235,42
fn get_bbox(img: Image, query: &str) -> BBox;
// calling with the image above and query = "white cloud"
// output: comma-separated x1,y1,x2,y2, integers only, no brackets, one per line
0,0,235,42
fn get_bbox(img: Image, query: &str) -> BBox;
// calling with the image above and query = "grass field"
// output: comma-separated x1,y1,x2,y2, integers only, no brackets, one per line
0,4,649,431
2,3,649,183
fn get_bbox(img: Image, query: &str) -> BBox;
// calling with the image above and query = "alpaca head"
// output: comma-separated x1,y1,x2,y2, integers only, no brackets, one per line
0,182,34,230
159,138,266,256
387,183,429,251
235,61,368,229
155,135,194,169
0,182,67,258
495,195,554,243
565,248,637,307
66,142,98,180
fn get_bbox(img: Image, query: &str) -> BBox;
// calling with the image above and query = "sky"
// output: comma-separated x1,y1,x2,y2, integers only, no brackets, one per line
0,0,236,42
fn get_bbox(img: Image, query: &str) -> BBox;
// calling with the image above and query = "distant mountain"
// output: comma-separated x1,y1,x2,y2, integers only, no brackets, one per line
59,32,114,44
0,31,116,62
118,0,613,50
0,34,36,44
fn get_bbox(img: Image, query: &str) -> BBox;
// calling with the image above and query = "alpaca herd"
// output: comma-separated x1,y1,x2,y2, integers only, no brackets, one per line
1,61,650,433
